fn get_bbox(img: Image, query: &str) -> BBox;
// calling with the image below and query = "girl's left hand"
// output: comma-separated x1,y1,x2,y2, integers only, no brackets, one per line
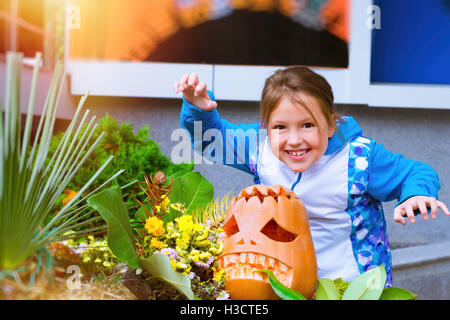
393,196,450,225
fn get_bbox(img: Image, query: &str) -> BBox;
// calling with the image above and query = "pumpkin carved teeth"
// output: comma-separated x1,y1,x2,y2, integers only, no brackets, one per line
218,253,293,287
238,185,297,203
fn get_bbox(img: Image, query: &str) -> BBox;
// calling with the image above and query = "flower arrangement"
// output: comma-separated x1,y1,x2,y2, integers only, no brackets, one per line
135,186,228,299
86,170,231,300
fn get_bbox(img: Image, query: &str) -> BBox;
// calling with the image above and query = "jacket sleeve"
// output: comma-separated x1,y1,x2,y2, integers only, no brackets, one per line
179,90,260,176
367,141,441,206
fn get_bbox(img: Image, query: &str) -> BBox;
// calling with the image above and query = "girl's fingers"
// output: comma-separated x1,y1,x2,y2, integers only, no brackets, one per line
194,82,208,97
429,198,438,219
405,205,416,224
179,74,189,90
437,200,450,216
208,100,218,109
393,207,406,225
418,200,429,220
188,72,199,87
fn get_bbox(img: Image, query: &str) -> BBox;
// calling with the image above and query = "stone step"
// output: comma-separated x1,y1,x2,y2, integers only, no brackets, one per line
392,241,450,299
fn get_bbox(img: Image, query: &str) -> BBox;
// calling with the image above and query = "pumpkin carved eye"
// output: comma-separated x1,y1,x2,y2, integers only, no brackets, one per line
261,219,298,242
223,214,240,237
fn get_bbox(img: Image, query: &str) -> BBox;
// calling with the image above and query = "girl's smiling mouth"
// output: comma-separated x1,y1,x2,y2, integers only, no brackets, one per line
286,149,310,159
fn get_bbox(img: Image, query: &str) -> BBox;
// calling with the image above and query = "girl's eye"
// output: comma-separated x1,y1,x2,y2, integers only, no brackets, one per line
274,125,285,130
303,122,314,128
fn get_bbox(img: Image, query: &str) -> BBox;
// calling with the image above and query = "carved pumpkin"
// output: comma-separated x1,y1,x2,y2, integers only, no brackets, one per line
218,185,317,300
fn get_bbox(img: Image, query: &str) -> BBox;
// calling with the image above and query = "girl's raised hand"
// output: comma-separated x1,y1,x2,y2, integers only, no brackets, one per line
174,73,217,111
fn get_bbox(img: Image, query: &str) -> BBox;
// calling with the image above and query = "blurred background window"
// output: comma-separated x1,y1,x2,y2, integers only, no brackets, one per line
0,0,66,69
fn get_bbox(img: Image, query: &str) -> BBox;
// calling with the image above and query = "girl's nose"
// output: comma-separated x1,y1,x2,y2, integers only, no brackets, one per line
287,131,303,146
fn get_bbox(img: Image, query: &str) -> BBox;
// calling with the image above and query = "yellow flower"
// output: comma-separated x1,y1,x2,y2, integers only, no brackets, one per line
175,215,194,233
62,189,77,207
160,195,170,212
175,262,191,274
190,249,200,256
170,203,184,212
195,227,209,241
209,241,224,256
193,223,204,232
168,232,180,239
176,235,190,250
145,216,165,236
193,239,211,247
150,238,167,250
189,249,200,261
94,258,102,264
175,215,195,249
213,269,226,282
166,222,174,233
199,251,211,261
103,261,111,268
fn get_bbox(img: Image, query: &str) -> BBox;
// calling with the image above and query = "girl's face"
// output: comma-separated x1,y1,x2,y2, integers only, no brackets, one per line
267,93,335,172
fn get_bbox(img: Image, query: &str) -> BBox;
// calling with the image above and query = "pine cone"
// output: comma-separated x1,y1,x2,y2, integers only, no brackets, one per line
153,171,166,187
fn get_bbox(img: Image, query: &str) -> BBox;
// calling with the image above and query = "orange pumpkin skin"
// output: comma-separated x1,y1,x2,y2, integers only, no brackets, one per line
218,185,317,300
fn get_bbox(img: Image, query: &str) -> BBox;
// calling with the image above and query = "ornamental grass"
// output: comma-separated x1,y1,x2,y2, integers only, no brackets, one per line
0,52,123,271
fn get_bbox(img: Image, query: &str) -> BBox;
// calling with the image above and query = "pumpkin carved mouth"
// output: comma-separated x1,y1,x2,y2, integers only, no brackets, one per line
218,252,293,288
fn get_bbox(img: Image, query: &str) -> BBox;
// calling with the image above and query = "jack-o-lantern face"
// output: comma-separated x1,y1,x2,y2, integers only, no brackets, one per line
218,185,317,300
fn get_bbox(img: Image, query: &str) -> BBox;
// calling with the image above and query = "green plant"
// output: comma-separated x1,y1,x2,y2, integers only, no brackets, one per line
0,52,122,270
263,265,418,300
48,113,194,211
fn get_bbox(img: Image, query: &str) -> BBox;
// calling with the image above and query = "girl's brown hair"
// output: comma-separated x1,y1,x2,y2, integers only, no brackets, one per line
260,66,341,131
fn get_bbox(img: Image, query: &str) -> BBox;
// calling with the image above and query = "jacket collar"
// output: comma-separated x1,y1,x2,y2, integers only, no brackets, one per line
325,116,363,155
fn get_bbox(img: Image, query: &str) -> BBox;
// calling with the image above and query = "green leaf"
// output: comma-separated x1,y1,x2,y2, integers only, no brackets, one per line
342,265,386,300
333,278,350,298
379,287,418,300
87,186,140,269
316,278,340,300
168,171,214,216
139,254,194,300
166,169,191,184
260,270,307,300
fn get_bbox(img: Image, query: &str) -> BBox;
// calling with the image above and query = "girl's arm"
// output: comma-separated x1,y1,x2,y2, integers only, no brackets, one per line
367,142,441,204
367,141,449,223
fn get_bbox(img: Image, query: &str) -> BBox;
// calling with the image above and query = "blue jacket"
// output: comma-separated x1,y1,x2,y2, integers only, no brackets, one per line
180,90,441,285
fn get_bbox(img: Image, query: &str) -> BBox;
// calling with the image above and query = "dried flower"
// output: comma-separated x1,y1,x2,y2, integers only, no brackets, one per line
153,171,167,187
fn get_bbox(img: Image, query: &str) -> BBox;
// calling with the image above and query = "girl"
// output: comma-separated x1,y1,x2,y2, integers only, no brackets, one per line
174,66,449,286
